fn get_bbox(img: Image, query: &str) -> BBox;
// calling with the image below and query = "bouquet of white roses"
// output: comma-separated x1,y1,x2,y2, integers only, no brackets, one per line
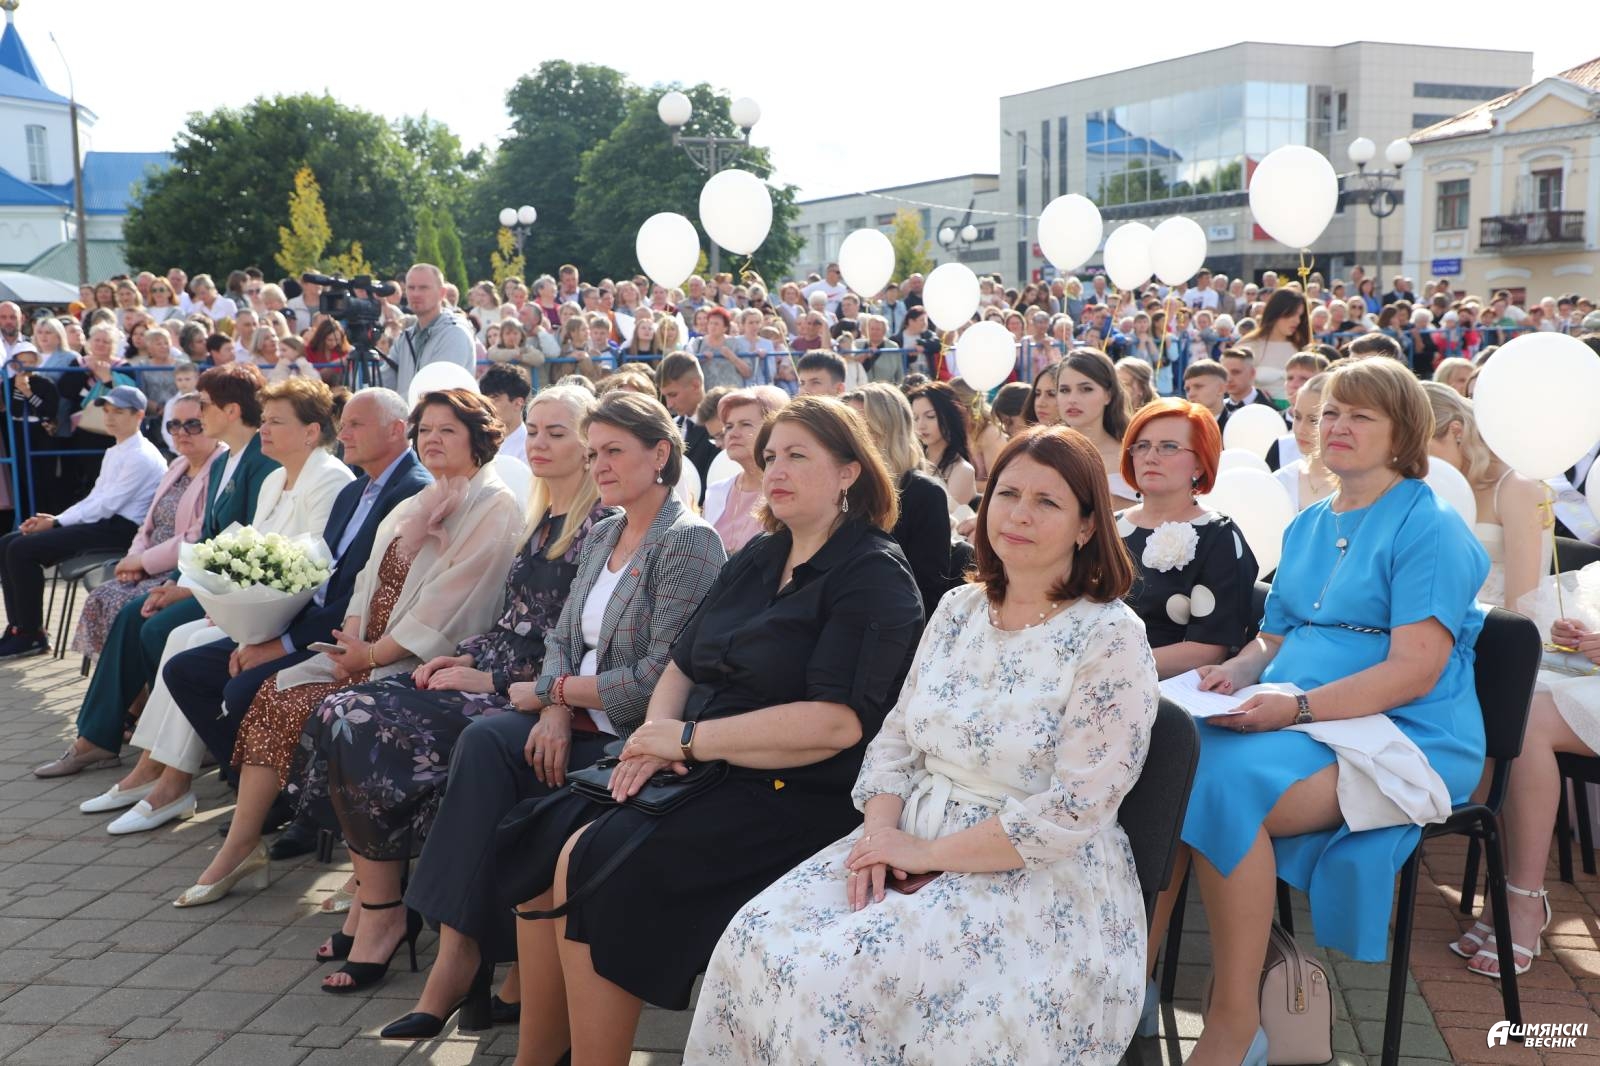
178,524,333,645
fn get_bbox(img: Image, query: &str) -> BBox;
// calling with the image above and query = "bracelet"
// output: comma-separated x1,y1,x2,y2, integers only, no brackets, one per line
553,674,568,709
367,646,378,672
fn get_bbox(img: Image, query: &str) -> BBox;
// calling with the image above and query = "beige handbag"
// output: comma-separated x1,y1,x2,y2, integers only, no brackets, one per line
1202,922,1333,1065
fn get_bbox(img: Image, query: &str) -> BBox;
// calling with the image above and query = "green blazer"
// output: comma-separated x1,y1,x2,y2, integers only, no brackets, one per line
203,434,280,540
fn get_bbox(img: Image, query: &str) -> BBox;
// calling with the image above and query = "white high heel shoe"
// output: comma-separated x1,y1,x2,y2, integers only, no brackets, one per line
1467,882,1551,979
172,842,270,908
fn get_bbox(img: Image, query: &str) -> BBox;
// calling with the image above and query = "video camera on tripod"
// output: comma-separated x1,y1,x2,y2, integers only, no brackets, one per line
303,273,397,385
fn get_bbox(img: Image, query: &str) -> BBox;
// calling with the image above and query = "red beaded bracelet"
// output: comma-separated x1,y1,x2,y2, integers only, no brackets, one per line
553,675,568,709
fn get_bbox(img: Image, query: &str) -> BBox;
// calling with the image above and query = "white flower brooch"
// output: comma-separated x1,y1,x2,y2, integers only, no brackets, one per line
1141,521,1199,573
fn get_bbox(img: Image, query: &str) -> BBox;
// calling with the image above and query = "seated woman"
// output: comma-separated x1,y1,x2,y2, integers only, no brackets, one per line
68,393,224,659
1273,372,1336,512
848,383,957,618
1421,382,1549,611
685,424,1158,1063
506,397,922,1066
1117,398,1259,679
170,389,523,913
1144,358,1489,1065
80,378,354,832
702,386,788,554
1056,348,1136,509
907,381,977,509
380,391,725,1034
0,385,166,660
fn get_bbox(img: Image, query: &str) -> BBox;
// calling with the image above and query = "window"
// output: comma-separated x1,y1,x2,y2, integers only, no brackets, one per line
845,216,866,234
25,125,49,183
1058,116,1068,195
1413,82,1516,100
1335,91,1349,131
1014,130,1028,212
1533,168,1563,212
1412,113,1455,129
1040,119,1051,212
1436,179,1469,231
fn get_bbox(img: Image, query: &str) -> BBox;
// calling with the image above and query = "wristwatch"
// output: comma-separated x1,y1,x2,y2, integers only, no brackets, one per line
679,721,698,762
1293,693,1315,726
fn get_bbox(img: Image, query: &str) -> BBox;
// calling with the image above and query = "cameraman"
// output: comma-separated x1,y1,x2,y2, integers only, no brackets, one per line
387,263,476,397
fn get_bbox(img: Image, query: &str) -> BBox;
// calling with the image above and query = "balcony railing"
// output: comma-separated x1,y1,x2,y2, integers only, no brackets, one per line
1479,210,1585,249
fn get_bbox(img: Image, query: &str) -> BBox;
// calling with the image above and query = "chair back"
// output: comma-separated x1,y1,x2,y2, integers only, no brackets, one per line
1553,536,1600,574
1118,698,1200,918
1473,607,1543,808
1244,580,1271,641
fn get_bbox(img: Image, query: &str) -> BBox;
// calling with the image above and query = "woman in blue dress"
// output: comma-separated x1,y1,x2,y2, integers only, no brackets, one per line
1143,357,1488,1066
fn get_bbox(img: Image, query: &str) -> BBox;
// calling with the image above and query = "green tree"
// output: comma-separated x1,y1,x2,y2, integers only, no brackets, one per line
464,62,636,279
571,83,801,283
125,94,427,278
275,166,332,276
888,209,933,281
436,208,470,294
414,206,442,269
488,227,524,285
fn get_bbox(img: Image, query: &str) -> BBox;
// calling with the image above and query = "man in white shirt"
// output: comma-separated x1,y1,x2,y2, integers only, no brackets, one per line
0,386,166,658
801,263,849,316
1183,269,1220,311
479,364,531,465
167,268,193,314
0,301,25,364
188,274,238,323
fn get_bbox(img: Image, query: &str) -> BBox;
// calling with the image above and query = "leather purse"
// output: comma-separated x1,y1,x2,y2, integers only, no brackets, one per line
565,755,729,815
1202,922,1333,1065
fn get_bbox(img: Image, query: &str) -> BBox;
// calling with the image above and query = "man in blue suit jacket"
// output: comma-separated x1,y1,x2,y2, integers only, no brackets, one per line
165,390,430,806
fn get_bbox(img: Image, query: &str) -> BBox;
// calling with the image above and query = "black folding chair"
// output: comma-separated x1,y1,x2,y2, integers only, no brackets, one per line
1550,536,1600,574
46,551,124,662
1118,699,1201,921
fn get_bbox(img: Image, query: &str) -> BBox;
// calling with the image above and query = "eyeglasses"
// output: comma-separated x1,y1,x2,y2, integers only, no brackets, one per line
165,418,204,436
1128,440,1195,459
245,287,263,295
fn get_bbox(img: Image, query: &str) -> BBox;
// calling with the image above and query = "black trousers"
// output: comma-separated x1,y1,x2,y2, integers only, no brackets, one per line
164,637,317,769
0,516,137,634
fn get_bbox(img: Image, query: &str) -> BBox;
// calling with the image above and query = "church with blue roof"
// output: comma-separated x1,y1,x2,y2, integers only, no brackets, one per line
0,0,170,280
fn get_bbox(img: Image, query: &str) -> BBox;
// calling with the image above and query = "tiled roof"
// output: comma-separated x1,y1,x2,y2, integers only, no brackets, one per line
0,164,66,207
0,18,69,107
20,238,137,284
1412,55,1600,143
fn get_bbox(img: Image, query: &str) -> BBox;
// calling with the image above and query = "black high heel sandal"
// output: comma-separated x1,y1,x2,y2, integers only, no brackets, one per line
320,900,423,995
316,878,358,961
379,958,494,1038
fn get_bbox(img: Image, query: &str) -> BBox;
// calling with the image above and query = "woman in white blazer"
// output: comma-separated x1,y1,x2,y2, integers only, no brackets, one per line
83,378,355,833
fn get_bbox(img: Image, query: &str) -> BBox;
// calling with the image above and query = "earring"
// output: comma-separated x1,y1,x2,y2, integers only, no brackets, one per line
839,490,850,514
654,467,664,484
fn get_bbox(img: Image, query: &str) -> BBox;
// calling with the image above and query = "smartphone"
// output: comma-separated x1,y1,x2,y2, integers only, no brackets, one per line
307,641,343,655
886,870,941,895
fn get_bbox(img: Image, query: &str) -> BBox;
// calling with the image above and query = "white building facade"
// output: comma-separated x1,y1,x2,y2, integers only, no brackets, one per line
792,174,1000,277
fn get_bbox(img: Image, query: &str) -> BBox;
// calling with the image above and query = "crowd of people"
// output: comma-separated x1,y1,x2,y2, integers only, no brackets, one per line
0,252,1598,1066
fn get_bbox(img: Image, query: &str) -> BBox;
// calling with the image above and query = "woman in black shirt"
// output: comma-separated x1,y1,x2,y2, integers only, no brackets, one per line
504,396,924,1066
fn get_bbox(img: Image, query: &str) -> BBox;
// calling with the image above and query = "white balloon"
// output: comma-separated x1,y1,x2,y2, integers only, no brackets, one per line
491,454,532,511
1424,457,1478,524
1102,222,1153,291
635,212,701,289
1149,216,1208,286
698,170,772,256
837,229,895,300
707,449,740,488
1475,332,1600,479
1218,449,1271,476
1248,145,1340,249
1221,404,1285,459
922,263,980,331
407,361,479,410
1590,466,1600,525
1037,194,1104,272
1198,468,1296,574
954,321,1017,392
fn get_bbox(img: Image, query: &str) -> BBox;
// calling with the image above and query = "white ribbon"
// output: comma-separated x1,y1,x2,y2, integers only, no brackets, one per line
900,755,1031,841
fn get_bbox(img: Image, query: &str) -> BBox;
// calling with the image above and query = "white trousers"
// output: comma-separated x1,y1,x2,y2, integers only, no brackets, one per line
127,619,232,775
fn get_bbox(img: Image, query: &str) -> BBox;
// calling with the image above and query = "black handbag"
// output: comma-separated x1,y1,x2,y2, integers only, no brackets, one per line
501,749,729,921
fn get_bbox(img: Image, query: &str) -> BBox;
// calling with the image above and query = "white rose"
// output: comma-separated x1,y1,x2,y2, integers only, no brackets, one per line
1142,521,1199,573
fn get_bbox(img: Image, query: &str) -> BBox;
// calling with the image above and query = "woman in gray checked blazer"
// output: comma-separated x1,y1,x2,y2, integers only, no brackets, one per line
391,393,726,1038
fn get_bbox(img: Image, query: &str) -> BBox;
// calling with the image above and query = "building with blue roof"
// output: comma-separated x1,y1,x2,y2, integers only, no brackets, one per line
0,1,169,279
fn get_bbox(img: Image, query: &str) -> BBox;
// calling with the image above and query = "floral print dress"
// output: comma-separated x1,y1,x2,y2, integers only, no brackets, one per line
289,504,609,861
686,584,1159,1065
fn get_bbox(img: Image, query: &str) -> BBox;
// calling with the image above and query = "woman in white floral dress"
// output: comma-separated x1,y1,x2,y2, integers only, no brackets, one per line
687,426,1160,1065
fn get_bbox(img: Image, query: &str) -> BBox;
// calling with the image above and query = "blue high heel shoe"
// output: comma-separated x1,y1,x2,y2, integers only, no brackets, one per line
1242,1026,1269,1066
1136,978,1159,1037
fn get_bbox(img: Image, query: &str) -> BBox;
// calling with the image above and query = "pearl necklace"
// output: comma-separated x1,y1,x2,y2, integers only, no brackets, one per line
989,600,1063,631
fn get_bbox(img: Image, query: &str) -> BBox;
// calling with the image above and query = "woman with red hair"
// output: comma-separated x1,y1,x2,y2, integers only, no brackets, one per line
1116,398,1259,680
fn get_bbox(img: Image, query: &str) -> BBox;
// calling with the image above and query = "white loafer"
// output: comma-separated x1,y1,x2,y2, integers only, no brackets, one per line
79,781,158,814
106,793,197,835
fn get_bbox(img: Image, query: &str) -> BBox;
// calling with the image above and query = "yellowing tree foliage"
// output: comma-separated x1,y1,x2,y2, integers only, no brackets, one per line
275,167,332,276
489,227,525,285
888,209,933,281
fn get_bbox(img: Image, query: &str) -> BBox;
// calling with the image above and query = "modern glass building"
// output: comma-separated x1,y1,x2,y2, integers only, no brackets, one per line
999,42,1532,285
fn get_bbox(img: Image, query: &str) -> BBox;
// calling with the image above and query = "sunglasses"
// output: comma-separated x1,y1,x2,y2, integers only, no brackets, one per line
165,418,205,436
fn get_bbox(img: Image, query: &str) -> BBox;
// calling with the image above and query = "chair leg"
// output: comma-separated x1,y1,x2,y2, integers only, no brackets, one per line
1556,775,1575,884
80,654,90,678
1380,852,1422,1066
1460,837,1482,916
1479,816,1523,1031
55,580,78,660
1276,879,1295,936
43,570,58,636
1159,869,1190,1003
1576,780,1597,876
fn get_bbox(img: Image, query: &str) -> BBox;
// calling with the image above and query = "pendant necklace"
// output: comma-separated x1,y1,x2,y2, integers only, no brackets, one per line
1313,476,1400,610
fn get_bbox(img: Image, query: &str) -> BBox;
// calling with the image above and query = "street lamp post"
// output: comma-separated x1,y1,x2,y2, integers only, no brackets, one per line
498,204,538,257
1344,137,1414,289
657,91,760,275
47,31,88,287
936,221,980,260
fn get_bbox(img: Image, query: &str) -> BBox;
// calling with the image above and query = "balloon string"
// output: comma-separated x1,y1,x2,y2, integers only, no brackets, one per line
1542,486,1572,646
